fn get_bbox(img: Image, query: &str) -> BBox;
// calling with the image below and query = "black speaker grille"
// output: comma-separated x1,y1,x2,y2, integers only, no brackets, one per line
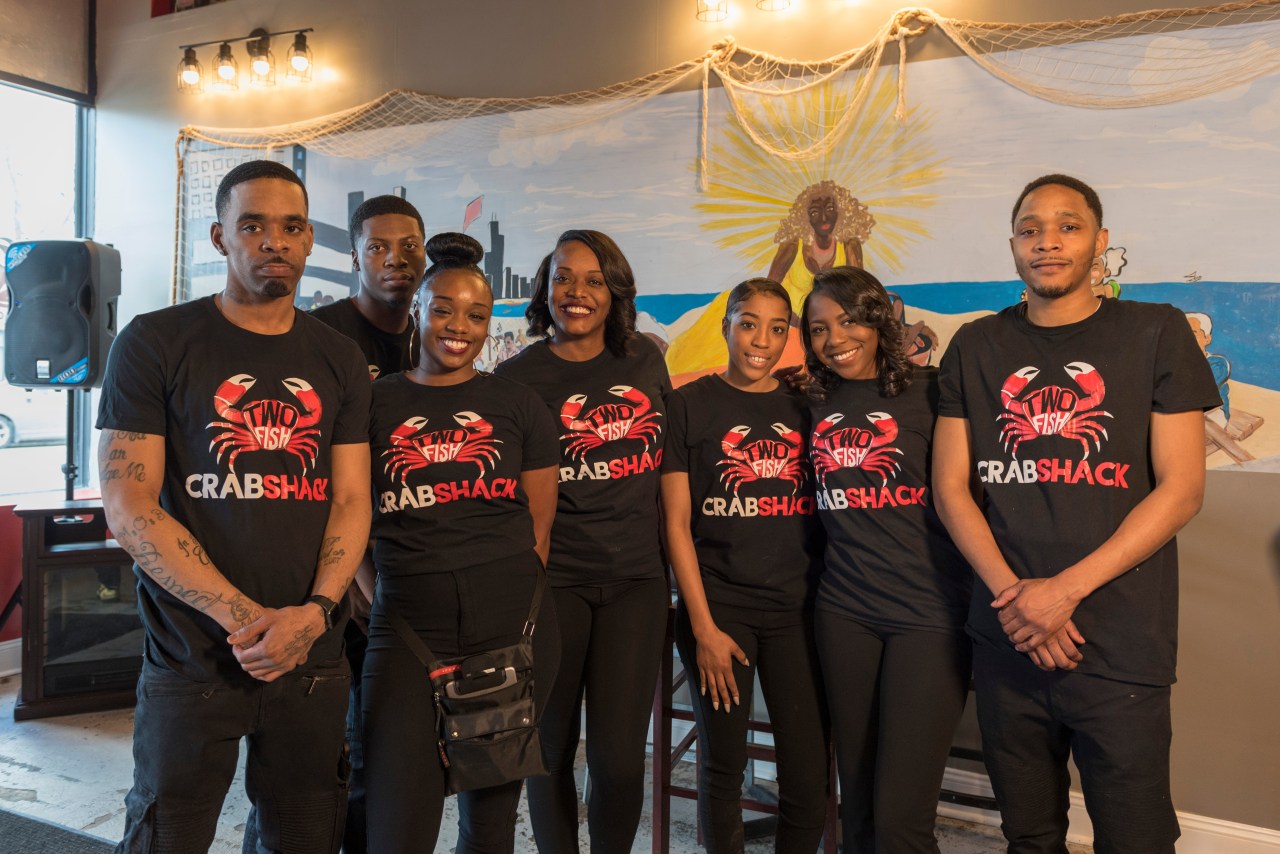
4,240,119,388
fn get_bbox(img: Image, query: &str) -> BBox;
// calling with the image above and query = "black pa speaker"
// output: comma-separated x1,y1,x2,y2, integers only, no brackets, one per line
4,240,120,388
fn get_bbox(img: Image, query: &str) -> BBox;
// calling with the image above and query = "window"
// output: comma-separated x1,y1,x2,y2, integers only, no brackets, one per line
0,83,88,499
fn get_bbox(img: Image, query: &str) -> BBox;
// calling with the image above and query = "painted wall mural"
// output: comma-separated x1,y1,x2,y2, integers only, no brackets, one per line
181,40,1280,471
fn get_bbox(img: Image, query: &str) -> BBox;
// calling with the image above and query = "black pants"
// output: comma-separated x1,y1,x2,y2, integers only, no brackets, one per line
115,657,350,854
362,553,560,854
341,620,368,854
526,575,669,854
815,610,971,854
673,599,830,854
973,641,1178,854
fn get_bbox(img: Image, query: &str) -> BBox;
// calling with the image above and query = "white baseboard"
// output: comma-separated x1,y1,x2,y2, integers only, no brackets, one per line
0,637,20,678
939,767,1280,852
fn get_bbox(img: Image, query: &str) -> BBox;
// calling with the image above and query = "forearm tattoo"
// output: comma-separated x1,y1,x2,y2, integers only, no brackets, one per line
318,536,347,568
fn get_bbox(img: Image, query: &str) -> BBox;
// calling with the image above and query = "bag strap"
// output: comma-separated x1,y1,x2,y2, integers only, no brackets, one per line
383,558,547,672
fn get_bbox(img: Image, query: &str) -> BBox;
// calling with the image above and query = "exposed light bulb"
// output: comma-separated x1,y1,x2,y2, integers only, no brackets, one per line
290,52,310,72
181,66,201,86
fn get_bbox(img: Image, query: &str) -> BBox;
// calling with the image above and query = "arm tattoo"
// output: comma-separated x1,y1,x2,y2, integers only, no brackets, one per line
176,537,212,566
318,536,347,568
127,540,163,572
99,432,149,484
152,574,224,612
224,593,260,628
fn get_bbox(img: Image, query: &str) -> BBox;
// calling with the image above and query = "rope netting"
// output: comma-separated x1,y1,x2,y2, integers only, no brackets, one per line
174,1,1280,297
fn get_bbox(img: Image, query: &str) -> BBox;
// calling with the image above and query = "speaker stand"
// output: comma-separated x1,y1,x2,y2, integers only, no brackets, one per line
60,389,86,502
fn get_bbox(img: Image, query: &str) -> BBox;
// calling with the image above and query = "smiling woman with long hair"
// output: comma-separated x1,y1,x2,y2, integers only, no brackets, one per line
360,232,561,854
801,265,972,853
494,229,670,853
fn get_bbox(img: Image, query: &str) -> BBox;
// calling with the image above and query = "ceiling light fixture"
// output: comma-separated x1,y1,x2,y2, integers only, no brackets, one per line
247,29,276,86
213,42,238,90
287,31,313,81
696,1,728,22
177,28,313,93
177,47,202,93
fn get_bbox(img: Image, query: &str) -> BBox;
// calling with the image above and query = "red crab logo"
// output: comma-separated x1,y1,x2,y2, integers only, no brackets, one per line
560,385,662,461
998,362,1113,459
811,411,902,487
718,423,807,495
208,374,323,473
382,412,502,484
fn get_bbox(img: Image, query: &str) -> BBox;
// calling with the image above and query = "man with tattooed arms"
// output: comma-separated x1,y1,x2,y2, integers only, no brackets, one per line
96,160,371,853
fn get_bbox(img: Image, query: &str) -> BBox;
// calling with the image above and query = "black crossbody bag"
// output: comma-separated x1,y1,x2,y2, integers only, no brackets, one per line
384,564,547,794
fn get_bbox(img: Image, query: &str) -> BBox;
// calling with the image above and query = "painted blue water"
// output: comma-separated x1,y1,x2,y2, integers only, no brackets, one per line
493,292,721,324
889,280,1279,391
498,281,1279,391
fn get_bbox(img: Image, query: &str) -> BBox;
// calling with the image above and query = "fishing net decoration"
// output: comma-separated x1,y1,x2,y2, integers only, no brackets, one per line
173,1,1280,301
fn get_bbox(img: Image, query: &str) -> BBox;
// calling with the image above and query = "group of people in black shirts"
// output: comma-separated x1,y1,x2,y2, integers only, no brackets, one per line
96,158,1218,854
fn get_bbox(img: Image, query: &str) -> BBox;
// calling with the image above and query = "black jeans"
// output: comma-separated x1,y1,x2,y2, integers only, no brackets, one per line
816,610,970,854
362,553,560,854
115,656,350,854
674,599,830,854
973,641,1178,854
526,575,669,854
341,621,368,854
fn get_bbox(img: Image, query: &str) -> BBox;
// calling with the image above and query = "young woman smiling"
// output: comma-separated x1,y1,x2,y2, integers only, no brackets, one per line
801,266,973,854
494,229,670,853
361,233,561,854
661,278,829,854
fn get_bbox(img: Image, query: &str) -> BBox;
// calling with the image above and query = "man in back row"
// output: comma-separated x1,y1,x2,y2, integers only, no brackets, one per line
310,193,425,854
312,195,423,380
98,159,371,852
934,174,1219,853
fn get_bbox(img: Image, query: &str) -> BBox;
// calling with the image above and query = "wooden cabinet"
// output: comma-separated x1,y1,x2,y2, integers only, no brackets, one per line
14,500,140,720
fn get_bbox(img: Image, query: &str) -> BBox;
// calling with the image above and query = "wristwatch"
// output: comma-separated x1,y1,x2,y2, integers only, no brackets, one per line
304,594,339,631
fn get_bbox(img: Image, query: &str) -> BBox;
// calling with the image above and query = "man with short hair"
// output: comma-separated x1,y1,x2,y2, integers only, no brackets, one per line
311,194,425,379
311,193,425,854
98,159,371,853
934,174,1220,853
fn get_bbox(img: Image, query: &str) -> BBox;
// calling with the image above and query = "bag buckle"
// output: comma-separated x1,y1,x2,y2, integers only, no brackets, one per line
444,666,518,699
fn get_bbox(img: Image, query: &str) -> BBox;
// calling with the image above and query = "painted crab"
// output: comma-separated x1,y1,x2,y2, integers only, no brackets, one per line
208,374,322,473
382,411,502,483
560,385,662,460
810,411,902,487
718,422,807,495
997,362,1112,459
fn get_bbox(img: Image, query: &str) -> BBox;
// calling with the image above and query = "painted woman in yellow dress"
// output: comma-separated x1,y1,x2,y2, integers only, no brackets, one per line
667,180,875,381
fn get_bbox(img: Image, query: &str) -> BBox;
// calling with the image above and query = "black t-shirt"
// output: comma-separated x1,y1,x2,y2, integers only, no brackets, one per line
96,297,371,682
369,372,560,576
809,368,971,631
938,299,1221,685
494,336,670,586
664,375,824,611
311,296,414,380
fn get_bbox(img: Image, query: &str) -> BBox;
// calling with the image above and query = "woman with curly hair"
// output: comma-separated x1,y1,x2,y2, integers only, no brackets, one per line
494,229,670,853
767,179,875,287
801,265,973,853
